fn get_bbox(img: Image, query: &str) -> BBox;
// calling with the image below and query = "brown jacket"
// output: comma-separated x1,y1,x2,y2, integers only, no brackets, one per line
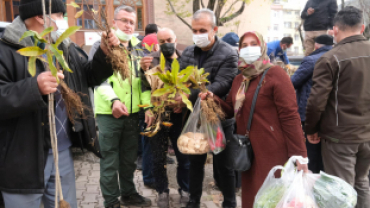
305,35,370,143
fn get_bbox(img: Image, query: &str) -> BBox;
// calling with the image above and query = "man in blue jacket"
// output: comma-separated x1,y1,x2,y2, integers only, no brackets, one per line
291,34,333,173
267,37,293,64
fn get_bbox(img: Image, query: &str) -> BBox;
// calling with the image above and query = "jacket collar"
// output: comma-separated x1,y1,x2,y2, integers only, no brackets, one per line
310,45,332,55
336,35,366,46
1,17,33,48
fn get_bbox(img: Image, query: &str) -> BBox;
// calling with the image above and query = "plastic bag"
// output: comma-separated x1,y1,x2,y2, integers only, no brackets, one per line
178,99,210,154
254,156,308,208
276,171,319,208
253,166,289,208
200,102,226,155
313,171,357,208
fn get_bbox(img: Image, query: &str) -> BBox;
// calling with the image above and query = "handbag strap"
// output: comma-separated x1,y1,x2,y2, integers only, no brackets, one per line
246,67,271,133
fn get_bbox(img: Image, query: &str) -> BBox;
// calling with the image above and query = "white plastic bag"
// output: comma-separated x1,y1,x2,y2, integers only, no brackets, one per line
253,156,308,208
276,170,319,208
178,99,209,154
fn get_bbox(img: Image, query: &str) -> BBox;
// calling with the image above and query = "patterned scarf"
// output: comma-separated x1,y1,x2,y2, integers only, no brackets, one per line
234,32,273,116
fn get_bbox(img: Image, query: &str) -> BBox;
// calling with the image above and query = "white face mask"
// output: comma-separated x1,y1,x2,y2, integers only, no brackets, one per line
115,29,133,42
239,46,262,64
193,33,211,48
48,17,69,37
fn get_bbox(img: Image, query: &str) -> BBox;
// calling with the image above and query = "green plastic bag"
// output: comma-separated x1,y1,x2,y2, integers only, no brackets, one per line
313,171,357,208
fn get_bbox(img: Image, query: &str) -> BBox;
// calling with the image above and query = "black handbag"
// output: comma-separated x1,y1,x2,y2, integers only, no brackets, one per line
225,67,271,171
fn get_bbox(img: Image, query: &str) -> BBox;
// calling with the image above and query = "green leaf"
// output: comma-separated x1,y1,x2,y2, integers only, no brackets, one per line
50,44,73,73
179,66,193,83
28,57,37,77
19,30,47,43
37,56,48,63
152,86,173,97
144,43,152,52
75,10,84,18
160,53,166,71
40,27,54,38
46,51,58,80
55,26,81,46
153,72,170,83
177,83,191,94
199,68,205,75
180,93,193,112
67,1,80,8
17,46,46,57
19,30,39,42
171,58,179,84
179,66,194,76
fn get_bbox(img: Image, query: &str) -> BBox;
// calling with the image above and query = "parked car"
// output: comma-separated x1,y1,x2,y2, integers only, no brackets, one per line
0,21,11,33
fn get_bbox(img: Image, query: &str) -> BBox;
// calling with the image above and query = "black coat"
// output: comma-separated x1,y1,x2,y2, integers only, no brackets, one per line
0,17,113,193
301,0,338,31
180,37,239,103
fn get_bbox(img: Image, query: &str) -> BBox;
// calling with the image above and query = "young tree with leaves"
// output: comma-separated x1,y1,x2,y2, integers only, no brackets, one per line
0,0,119,207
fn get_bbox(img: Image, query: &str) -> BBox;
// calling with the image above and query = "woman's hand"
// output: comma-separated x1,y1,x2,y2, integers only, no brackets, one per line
198,91,213,100
296,160,309,173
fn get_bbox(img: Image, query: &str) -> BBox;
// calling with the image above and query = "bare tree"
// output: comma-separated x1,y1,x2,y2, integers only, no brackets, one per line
166,0,253,30
341,0,345,9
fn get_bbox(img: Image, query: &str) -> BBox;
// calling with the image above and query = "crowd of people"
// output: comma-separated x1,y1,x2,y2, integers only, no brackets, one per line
0,0,369,208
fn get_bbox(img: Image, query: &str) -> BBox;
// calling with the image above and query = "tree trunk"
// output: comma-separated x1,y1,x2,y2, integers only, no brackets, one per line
193,0,200,13
341,0,345,9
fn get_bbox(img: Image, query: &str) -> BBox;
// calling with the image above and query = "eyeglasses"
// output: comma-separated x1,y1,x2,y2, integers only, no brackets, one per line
114,18,135,26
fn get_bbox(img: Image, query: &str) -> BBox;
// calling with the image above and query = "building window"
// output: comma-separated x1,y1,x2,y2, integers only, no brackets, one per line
295,11,300,16
284,22,292,29
273,24,279,31
114,0,144,30
284,33,291,38
295,22,300,29
75,3,104,30
284,10,292,15
295,34,299,41
273,0,280,4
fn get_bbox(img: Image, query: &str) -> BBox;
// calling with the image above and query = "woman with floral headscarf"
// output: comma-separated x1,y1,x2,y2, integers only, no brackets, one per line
200,32,308,208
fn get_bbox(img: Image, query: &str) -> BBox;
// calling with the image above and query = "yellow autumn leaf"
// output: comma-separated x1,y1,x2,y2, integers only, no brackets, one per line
75,10,84,18
67,2,80,8
17,46,46,57
28,57,37,77
138,104,150,108
92,9,98,14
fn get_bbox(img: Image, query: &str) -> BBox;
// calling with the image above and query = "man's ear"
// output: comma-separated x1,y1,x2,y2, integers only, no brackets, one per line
154,44,160,52
214,26,218,33
34,15,45,25
361,24,365,34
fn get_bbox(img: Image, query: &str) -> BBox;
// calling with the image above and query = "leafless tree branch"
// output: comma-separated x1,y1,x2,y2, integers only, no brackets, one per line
167,0,192,29
221,0,239,19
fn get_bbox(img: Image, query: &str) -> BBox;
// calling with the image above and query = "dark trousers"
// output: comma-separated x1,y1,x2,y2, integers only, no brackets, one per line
150,112,190,194
302,121,324,173
189,139,236,208
140,119,155,185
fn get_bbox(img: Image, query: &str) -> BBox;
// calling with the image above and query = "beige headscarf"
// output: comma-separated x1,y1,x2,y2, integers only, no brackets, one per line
234,31,273,117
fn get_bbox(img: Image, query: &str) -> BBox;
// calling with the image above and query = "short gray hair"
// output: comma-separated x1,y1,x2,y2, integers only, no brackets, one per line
193,8,216,27
114,5,136,19
158,27,177,39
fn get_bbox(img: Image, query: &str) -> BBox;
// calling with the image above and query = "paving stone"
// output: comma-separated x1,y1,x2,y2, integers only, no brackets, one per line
236,196,241,207
76,182,87,190
88,177,100,184
169,188,177,195
81,203,96,208
142,189,155,197
89,170,100,178
81,162,92,170
76,175,89,182
92,164,100,170
82,194,98,203
203,201,219,208
169,194,181,202
85,185,100,194
76,189,84,199
79,169,90,176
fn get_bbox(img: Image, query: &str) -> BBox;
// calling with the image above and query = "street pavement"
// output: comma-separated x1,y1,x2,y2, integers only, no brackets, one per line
72,149,242,208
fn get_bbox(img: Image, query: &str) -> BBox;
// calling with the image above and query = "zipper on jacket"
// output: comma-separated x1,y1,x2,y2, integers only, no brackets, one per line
334,55,340,126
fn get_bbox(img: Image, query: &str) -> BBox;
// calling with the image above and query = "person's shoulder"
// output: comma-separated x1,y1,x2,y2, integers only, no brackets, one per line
217,41,238,56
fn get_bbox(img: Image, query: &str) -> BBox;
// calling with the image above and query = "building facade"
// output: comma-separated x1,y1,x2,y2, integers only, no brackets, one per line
267,0,306,56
